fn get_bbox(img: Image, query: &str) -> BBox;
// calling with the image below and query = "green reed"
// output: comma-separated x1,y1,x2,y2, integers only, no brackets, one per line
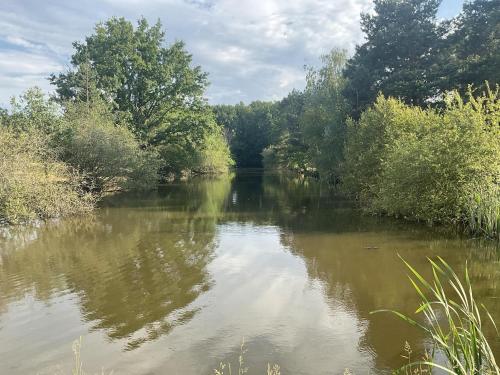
373,256,500,375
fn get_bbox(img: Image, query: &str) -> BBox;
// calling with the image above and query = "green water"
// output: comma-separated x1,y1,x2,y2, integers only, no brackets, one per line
0,170,498,374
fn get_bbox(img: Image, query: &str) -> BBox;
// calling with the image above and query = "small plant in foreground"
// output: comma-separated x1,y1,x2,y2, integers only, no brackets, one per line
373,257,500,375
214,338,280,375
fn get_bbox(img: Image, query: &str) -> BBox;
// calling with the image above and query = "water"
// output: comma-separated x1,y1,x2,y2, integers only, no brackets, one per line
0,170,498,374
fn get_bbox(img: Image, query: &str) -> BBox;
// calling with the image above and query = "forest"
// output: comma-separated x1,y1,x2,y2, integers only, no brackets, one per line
0,0,499,239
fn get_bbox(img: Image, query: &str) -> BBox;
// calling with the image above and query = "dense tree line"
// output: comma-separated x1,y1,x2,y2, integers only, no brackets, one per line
214,0,499,238
1,17,232,223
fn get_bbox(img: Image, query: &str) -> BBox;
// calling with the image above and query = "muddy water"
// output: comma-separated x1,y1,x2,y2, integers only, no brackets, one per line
0,170,498,374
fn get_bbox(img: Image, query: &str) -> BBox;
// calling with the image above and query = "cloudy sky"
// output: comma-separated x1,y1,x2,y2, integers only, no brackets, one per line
0,0,464,106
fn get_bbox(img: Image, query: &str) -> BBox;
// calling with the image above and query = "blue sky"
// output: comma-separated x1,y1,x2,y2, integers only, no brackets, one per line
0,0,464,106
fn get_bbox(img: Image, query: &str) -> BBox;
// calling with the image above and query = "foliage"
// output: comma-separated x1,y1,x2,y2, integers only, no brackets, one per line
153,108,233,176
60,99,160,191
0,128,94,223
343,86,500,238
50,17,208,144
3,87,61,135
373,257,500,375
344,0,442,114
261,90,310,173
50,17,232,177
214,101,276,168
300,49,349,181
440,0,500,94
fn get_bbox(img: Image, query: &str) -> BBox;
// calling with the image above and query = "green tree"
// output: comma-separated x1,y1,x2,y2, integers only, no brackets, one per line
344,0,442,114
440,0,500,93
214,101,276,168
262,90,310,173
300,50,349,181
51,17,232,177
4,87,61,135
153,108,232,176
50,17,208,144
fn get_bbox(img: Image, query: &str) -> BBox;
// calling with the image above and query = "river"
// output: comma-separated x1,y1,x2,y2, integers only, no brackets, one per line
0,170,498,374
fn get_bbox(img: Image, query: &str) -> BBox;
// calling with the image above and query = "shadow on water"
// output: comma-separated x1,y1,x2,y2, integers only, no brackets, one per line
0,169,498,374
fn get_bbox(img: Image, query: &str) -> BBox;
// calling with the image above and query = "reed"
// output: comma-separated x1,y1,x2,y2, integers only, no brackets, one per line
373,257,500,374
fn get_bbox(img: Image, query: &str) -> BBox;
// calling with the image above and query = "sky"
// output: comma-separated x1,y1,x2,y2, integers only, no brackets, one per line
0,0,464,106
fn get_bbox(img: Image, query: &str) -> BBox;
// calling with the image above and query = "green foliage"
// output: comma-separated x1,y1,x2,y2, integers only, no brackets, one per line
440,0,500,93
0,128,94,223
50,17,232,177
3,87,61,135
344,86,500,238
239,50,349,179
60,100,160,191
214,101,275,168
344,0,442,113
300,49,349,181
153,108,232,176
261,90,311,173
374,257,500,375
50,17,208,144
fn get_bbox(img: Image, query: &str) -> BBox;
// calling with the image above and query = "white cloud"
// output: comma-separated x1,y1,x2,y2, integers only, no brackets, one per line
0,0,461,106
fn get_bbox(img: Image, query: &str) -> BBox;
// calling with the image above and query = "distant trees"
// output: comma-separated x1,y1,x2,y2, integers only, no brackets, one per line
213,0,499,237
213,101,275,167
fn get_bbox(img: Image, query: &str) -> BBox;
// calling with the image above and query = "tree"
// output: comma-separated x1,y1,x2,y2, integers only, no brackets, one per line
262,90,310,172
4,87,61,135
344,0,442,114
50,17,208,144
440,0,500,93
300,50,350,181
214,102,276,168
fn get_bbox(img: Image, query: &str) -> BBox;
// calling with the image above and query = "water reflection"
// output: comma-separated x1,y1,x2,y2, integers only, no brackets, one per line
0,170,498,375
0,176,231,352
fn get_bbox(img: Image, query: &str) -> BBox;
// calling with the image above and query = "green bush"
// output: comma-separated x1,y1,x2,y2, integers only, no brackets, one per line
0,128,94,223
154,109,233,177
344,86,500,238
61,101,160,191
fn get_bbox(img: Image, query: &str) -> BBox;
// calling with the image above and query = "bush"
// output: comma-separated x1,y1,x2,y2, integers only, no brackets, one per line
344,85,500,238
0,128,94,223
154,109,233,177
61,101,160,191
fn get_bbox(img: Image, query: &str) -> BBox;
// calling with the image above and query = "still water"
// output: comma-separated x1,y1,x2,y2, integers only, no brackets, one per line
0,170,499,374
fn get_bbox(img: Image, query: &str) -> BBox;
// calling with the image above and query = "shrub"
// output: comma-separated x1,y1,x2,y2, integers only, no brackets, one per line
154,109,233,177
0,128,94,223
343,85,500,238
61,101,160,191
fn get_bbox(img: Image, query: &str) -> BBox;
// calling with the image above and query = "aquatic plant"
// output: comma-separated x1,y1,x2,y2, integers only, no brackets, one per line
373,257,500,375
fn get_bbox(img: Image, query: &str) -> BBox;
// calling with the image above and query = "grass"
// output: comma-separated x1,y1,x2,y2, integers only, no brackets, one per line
373,256,500,375
464,184,500,240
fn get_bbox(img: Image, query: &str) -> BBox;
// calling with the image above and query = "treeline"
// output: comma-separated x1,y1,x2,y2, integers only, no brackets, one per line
214,0,499,238
0,17,233,223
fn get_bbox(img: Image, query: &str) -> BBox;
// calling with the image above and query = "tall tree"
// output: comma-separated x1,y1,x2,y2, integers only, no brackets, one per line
441,0,500,92
301,50,349,181
344,0,442,114
50,17,208,144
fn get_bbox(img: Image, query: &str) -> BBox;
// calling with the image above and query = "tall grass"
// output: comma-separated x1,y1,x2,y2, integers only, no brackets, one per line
373,257,500,375
464,184,500,240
